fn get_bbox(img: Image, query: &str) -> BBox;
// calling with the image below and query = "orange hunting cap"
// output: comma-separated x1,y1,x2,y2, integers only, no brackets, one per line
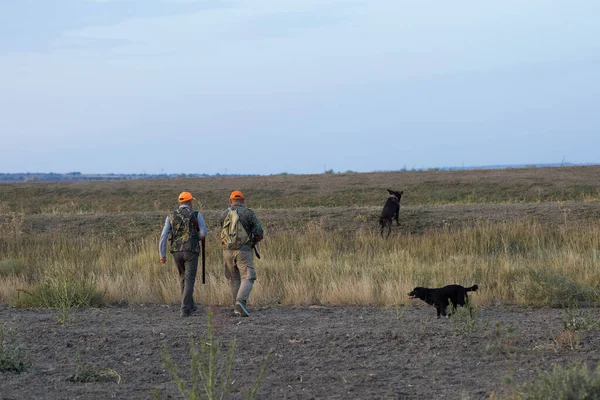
178,192,196,203
230,190,245,200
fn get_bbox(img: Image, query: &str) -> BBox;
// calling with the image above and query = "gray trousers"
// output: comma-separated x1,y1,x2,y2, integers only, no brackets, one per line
172,251,199,313
223,249,256,306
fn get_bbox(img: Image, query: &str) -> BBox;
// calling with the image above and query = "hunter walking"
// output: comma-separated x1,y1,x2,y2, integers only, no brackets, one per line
159,191,208,317
220,190,263,317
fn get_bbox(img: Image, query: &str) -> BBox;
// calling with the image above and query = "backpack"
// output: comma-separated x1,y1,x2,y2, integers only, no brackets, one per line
221,208,250,250
169,208,200,253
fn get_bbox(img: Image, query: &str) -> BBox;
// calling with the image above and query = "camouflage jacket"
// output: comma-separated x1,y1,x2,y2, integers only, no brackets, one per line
220,205,264,251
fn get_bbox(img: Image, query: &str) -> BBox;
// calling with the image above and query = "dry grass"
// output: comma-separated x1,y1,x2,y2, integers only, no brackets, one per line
1,166,600,307
1,219,599,307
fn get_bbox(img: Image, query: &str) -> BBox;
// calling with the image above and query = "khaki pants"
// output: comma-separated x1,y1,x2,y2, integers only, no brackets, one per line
172,251,198,313
223,249,256,305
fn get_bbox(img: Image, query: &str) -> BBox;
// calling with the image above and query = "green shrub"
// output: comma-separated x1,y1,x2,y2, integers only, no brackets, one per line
0,324,28,373
514,362,600,399
14,270,104,323
450,300,488,335
512,269,595,307
16,275,104,309
562,300,600,332
0,259,28,277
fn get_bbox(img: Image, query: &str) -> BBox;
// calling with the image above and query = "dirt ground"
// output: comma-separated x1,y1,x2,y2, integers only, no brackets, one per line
2,303,600,400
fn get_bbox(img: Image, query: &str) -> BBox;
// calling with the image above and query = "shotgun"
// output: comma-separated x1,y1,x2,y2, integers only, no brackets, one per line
253,243,261,259
201,237,206,284
250,233,261,259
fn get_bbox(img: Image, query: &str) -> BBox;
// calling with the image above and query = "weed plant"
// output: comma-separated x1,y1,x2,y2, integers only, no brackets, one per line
0,324,27,373
450,300,489,335
484,322,518,360
496,362,600,400
562,299,600,333
66,349,120,383
156,311,271,400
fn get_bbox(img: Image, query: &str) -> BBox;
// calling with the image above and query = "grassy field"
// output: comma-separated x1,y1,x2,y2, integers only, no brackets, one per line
1,165,600,307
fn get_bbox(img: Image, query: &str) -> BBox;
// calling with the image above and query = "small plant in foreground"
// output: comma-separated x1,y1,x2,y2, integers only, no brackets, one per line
393,303,407,320
0,324,28,373
156,311,272,400
450,300,488,335
562,299,600,333
551,329,582,351
66,349,120,383
499,362,600,399
484,322,518,359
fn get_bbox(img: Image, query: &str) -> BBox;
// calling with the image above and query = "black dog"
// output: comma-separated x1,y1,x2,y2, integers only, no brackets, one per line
379,189,403,237
408,284,478,318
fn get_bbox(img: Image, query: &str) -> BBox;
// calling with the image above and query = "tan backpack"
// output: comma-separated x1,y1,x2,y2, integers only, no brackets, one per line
221,208,250,250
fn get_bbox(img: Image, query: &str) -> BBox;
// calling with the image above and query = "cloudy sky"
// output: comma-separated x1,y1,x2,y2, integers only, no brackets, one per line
1,0,599,175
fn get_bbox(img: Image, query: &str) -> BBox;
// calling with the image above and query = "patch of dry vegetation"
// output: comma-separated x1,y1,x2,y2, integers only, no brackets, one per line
1,166,600,307
1,219,599,307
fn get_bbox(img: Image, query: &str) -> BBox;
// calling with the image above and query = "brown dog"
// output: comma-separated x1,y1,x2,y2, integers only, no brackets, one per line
379,189,402,237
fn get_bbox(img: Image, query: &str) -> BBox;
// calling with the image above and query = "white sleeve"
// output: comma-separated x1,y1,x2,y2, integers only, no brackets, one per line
196,212,208,239
159,216,170,257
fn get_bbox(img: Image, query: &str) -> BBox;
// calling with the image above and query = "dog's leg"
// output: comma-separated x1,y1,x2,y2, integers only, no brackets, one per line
386,219,392,238
441,306,450,318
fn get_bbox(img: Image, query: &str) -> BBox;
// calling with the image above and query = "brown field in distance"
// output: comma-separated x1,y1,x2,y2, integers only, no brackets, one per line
1,165,600,215
1,165,599,307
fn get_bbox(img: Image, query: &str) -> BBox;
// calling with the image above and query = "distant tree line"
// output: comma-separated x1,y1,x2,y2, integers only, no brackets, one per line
0,163,592,183
0,172,216,183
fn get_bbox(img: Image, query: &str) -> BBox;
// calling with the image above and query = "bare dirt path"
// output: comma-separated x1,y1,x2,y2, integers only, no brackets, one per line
2,304,599,399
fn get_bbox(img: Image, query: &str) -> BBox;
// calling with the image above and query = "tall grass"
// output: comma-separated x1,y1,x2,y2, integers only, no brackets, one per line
1,220,599,307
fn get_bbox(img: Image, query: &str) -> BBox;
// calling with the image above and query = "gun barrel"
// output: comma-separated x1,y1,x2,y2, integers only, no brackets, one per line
201,238,206,284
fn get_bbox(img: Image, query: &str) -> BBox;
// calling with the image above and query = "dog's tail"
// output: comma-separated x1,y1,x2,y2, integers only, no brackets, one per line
466,284,478,292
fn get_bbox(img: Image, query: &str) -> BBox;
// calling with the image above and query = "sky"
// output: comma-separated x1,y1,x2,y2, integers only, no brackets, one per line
1,0,599,175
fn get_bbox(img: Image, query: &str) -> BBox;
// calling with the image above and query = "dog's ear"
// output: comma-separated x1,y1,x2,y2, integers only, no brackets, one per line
386,189,394,195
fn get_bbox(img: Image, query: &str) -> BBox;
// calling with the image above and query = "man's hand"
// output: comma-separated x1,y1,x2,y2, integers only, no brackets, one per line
252,233,264,245
160,256,167,264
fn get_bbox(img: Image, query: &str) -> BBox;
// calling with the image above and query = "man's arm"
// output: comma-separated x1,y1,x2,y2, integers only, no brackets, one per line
250,211,264,244
195,211,209,239
159,216,170,263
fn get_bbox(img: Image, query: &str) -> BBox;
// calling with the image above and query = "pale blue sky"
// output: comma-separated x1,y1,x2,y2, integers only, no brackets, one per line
1,0,599,175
